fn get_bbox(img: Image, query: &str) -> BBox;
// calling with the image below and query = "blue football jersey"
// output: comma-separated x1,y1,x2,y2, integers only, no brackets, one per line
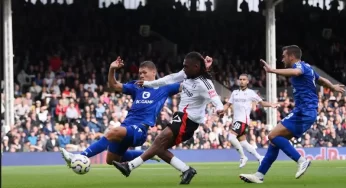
121,81,180,127
291,61,320,110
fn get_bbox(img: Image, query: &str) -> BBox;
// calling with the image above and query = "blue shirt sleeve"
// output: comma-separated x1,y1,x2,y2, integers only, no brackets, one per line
165,83,180,96
313,69,320,81
293,62,304,74
122,82,137,96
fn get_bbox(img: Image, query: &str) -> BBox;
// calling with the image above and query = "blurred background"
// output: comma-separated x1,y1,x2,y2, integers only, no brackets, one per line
1,0,345,155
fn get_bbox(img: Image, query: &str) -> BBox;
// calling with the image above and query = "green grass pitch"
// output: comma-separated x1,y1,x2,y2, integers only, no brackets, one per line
2,161,346,188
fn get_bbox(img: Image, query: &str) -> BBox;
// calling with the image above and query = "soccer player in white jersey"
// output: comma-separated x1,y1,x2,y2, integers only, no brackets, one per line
113,52,224,184
224,74,279,168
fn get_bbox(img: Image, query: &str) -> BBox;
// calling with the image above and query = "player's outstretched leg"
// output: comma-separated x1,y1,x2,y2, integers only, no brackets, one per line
239,136,264,164
240,123,311,183
270,136,311,178
268,123,311,178
229,133,248,168
60,127,127,168
121,150,160,162
239,144,279,183
113,127,181,177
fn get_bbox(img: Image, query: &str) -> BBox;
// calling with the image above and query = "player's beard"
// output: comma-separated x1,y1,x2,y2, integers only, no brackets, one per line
240,85,247,90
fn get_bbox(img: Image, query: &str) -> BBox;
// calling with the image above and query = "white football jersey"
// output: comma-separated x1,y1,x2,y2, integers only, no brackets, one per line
229,88,262,124
179,76,222,124
144,70,223,124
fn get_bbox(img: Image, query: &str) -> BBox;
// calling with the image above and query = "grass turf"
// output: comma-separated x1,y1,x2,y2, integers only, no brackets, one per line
2,161,346,188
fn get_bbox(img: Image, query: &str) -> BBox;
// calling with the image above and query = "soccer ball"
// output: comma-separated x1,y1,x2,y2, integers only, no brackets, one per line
70,154,91,175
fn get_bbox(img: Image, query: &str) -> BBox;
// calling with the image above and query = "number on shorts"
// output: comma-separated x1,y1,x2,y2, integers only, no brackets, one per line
233,122,241,130
282,113,294,122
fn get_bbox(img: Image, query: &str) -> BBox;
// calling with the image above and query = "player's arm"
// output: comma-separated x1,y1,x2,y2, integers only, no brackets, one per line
317,76,345,93
251,90,279,108
200,83,224,113
260,59,303,77
270,68,302,77
223,102,232,111
165,83,182,96
108,58,124,92
143,69,186,88
258,101,280,108
223,93,234,111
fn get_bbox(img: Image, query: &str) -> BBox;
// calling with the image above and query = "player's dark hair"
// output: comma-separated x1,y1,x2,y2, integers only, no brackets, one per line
282,45,302,59
185,51,213,80
139,61,157,70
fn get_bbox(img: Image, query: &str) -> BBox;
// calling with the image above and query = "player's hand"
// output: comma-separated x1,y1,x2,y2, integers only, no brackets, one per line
332,84,345,93
260,59,274,73
110,56,124,69
216,110,224,118
271,103,281,108
135,80,144,87
205,56,213,71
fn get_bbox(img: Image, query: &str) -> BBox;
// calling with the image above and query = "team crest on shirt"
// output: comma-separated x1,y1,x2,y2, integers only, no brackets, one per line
208,90,217,98
142,91,151,99
135,91,153,104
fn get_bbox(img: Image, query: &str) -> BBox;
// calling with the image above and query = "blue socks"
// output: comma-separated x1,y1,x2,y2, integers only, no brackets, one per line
271,136,301,162
121,150,144,162
81,137,111,158
258,144,279,175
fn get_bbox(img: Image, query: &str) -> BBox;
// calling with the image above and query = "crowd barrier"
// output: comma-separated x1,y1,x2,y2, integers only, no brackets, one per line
2,147,346,166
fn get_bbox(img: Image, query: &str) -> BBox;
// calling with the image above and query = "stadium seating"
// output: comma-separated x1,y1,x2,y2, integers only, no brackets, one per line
1,0,345,153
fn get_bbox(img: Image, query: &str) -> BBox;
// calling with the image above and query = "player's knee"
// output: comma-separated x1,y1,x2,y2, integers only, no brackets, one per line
105,127,126,142
106,158,113,165
268,133,276,141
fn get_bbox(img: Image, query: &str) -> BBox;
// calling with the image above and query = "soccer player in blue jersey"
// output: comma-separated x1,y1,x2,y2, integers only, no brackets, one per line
239,45,345,183
60,57,187,169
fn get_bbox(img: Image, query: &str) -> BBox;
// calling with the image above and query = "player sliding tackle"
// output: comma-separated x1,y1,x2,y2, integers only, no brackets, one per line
60,56,213,177
223,74,280,168
113,52,224,185
240,45,345,183
60,57,181,167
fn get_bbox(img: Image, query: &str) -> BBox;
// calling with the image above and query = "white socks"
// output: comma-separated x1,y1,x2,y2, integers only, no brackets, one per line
240,140,262,160
128,156,189,172
229,134,246,158
255,172,264,179
297,157,306,164
128,157,144,170
170,156,189,172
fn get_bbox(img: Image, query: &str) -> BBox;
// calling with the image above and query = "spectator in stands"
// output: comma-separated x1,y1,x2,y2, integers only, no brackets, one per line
1,0,345,153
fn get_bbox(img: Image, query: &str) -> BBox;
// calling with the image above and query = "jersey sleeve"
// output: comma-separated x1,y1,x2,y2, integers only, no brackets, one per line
228,92,234,104
165,83,181,96
143,69,185,87
313,69,320,81
250,90,263,102
293,62,304,74
200,81,224,111
122,82,137,96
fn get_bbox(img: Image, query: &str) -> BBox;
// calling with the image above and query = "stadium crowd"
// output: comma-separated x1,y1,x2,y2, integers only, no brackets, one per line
1,0,346,153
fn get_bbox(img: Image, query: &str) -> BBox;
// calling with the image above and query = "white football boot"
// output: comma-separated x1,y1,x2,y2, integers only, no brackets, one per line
239,156,248,168
59,147,75,168
239,173,264,183
295,159,311,179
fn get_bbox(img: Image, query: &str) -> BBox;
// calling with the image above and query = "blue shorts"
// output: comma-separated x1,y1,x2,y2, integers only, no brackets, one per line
108,124,148,156
281,109,317,138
